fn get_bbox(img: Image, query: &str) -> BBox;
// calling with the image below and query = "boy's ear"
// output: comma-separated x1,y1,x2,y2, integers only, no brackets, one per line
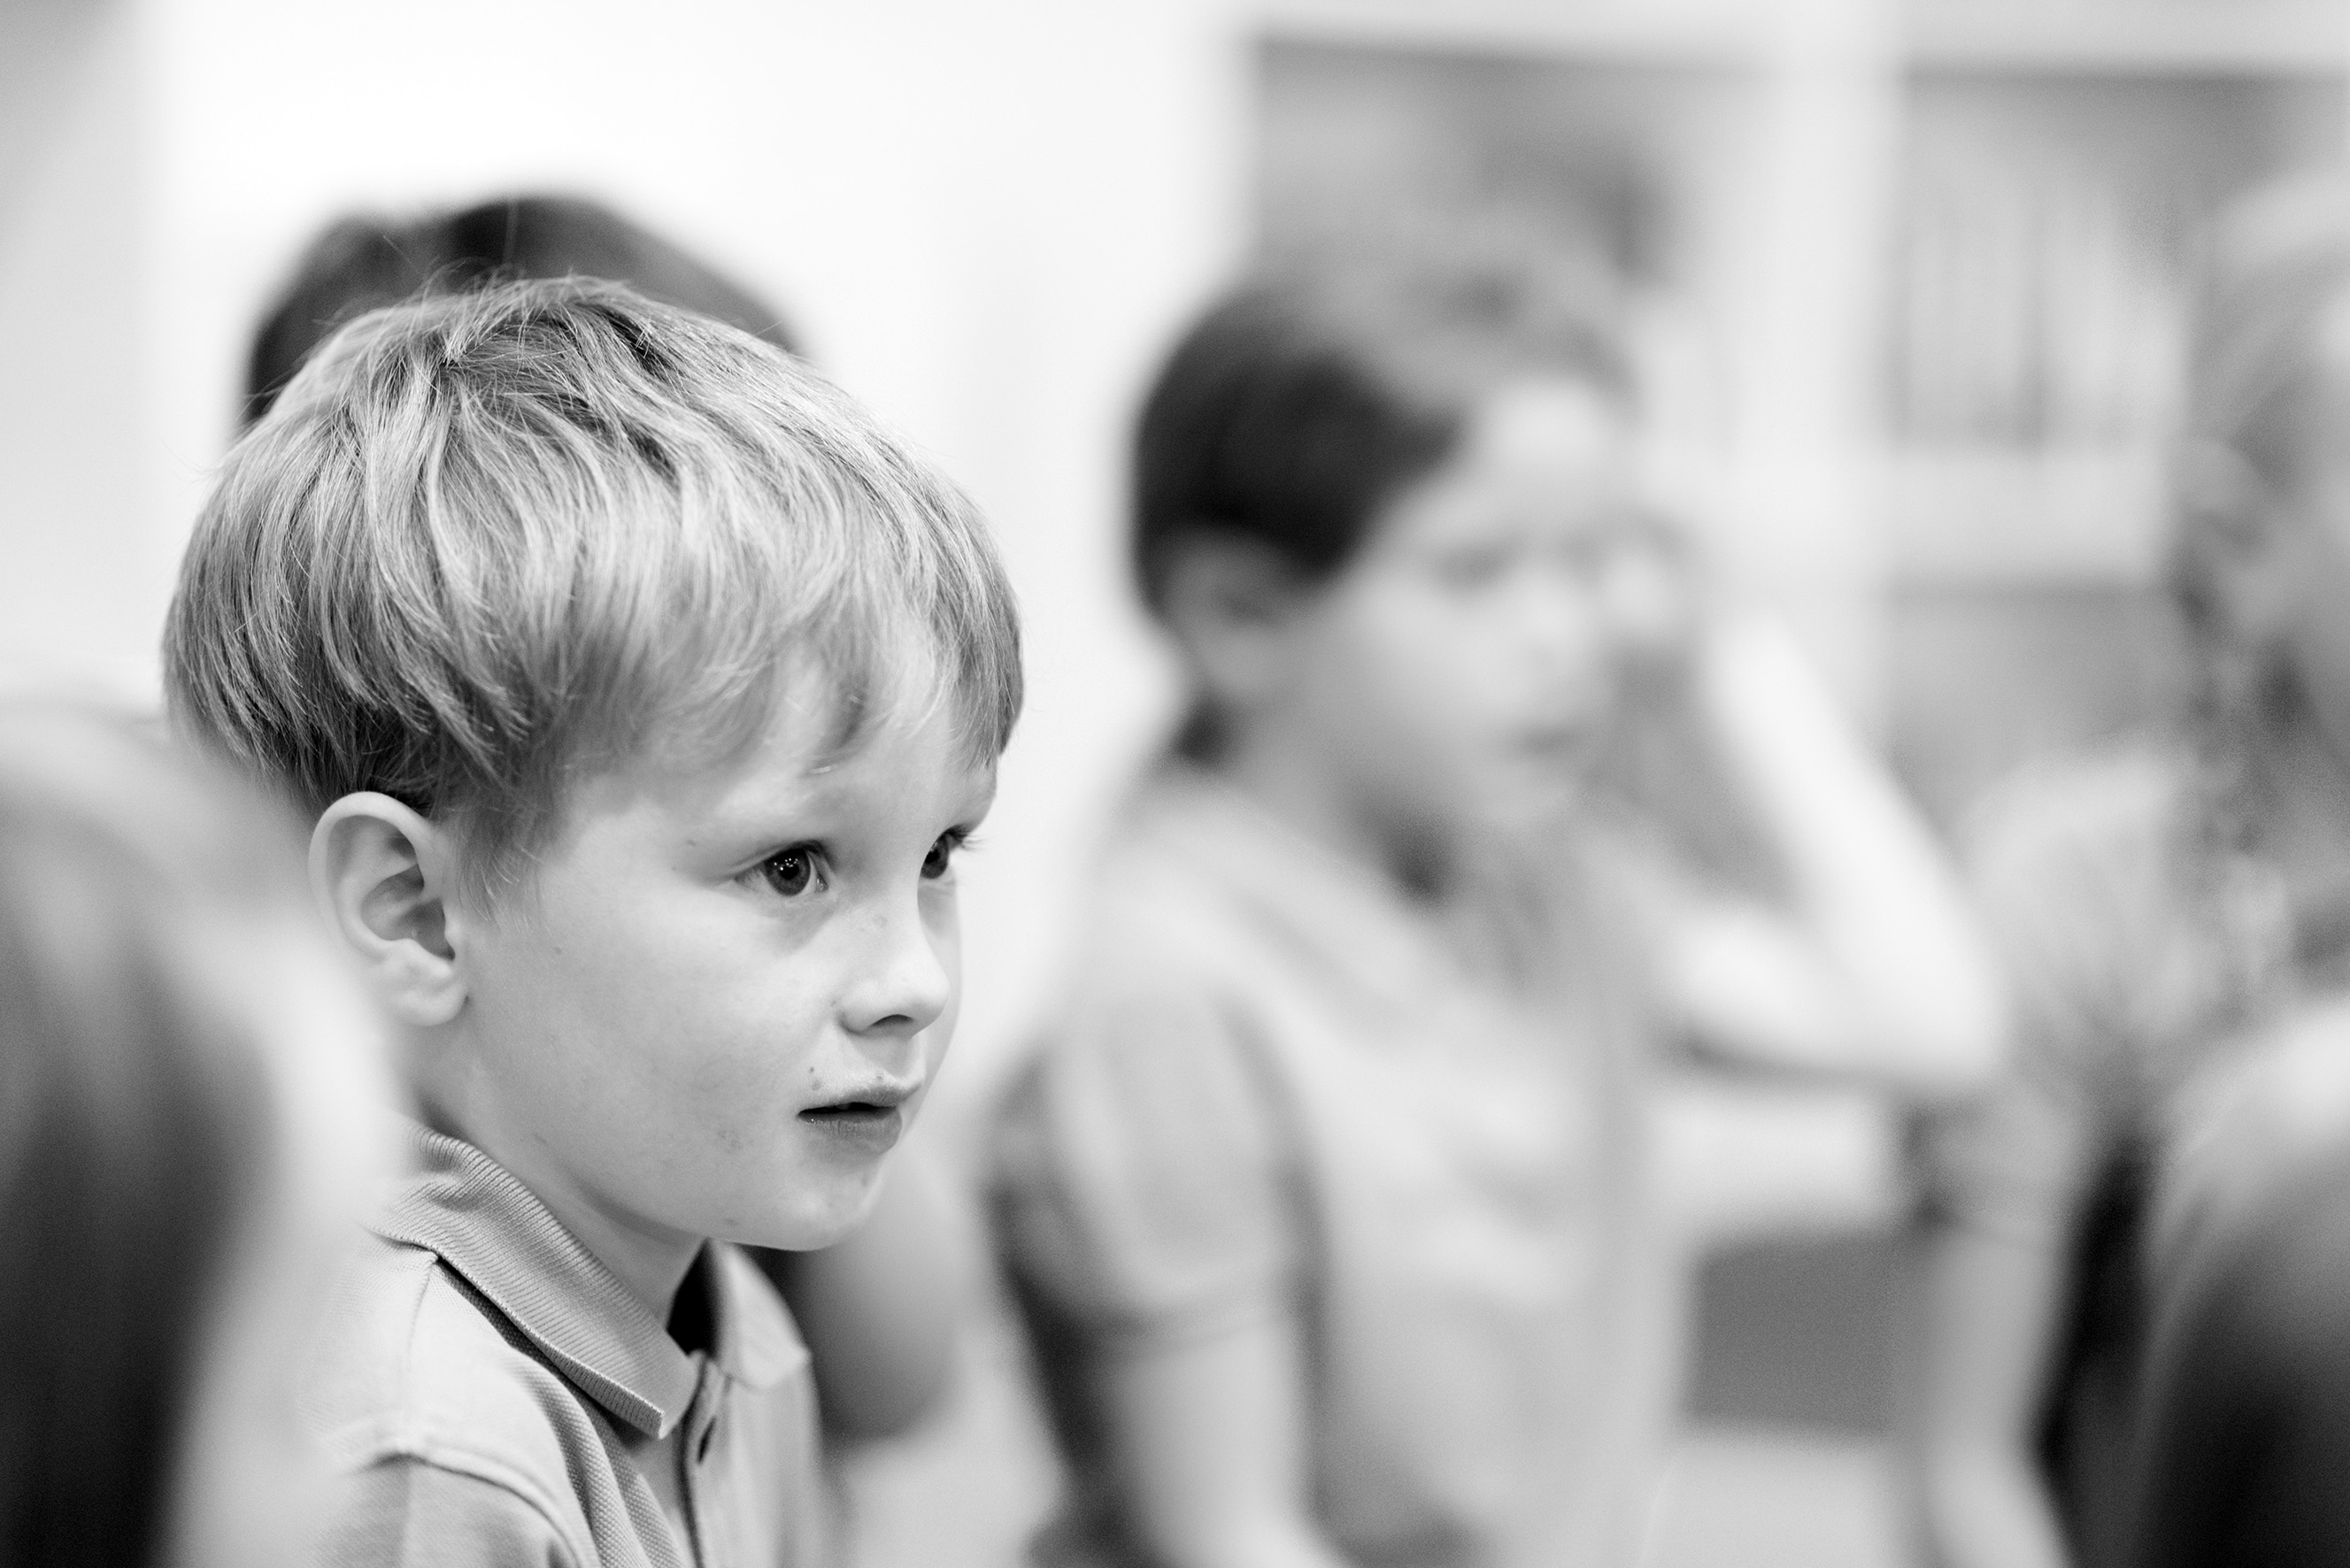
1158,534,1310,711
310,794,468,1029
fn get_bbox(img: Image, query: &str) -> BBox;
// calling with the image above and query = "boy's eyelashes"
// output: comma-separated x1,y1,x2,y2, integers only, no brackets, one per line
922,827,979,882
736,828,981,899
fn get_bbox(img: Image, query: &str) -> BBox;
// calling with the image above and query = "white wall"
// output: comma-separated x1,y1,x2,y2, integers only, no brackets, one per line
3,0,1253,1117
0,0,153,699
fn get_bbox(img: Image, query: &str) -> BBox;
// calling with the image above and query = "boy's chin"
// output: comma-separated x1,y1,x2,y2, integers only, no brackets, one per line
735,1170,887,1251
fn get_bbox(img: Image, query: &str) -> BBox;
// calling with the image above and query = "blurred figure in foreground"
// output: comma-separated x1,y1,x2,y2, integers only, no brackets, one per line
2123,997,2350,1568
249,196,965,1457
1908,173,2350,1568
990,248,2001,1568
0,703,388,1568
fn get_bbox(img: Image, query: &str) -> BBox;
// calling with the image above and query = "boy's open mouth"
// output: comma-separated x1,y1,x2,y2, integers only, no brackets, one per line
797,1084,916,1155
799,1100,900,1123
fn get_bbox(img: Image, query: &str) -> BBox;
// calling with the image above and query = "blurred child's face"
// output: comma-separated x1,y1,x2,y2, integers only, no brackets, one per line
1278,377,1641,867
450,667,993,1254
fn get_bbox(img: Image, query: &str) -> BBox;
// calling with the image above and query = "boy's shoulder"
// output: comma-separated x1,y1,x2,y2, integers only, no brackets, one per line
304,1231,611,1559
301,1123,824,1567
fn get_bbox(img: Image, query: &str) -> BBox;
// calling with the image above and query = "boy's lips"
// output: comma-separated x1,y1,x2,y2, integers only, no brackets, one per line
797,1080,919,1157
803,1078,918,1112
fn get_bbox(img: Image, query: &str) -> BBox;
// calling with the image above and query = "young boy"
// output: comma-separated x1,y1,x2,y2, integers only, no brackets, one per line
164,278,1020,1565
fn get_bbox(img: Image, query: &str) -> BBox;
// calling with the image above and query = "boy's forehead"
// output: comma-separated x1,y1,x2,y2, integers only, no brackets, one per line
674,659,990,812
545,651,993,856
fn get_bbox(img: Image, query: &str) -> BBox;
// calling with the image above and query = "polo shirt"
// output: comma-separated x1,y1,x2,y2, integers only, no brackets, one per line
304,1124,828,1568
990,760,1672,1568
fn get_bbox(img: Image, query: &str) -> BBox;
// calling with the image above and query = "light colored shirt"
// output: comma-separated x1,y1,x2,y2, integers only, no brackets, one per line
304,1124,828,1568
990,763,1671,1568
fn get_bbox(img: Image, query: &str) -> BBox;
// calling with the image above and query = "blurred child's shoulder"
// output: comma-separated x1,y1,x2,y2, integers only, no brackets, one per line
1016,760,1375,1092
1074,762,1290,968
303,1233,605,1554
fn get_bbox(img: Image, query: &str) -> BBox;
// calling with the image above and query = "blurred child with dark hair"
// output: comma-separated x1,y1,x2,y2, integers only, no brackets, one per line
243,194,797,427
0,703,388,1568
1907,173,2350,1568
990,248,2002,1568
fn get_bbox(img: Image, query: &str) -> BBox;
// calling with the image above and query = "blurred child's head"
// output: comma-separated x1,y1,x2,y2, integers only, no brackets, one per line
167,279,1021,1251
2173,174,2350,766
244,194,797,427
0,703,385,1568
1136,249,1648,881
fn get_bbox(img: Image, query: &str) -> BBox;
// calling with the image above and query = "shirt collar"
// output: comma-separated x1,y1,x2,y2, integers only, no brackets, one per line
368,1121,797,1439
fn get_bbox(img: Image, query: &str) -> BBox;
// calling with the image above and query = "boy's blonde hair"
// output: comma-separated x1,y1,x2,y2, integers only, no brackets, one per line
166,278,1021,903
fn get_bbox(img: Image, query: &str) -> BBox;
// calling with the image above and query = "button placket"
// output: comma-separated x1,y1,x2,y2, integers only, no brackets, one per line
682,1363,725,1566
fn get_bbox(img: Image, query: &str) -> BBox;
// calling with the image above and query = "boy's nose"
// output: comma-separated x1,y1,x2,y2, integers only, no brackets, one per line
838,899,952,1041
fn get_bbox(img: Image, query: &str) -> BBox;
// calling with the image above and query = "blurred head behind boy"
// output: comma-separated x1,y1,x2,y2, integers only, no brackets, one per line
243,194,797,427
1136,243,1659,888
0,703,385,1568
166,278,1020,1263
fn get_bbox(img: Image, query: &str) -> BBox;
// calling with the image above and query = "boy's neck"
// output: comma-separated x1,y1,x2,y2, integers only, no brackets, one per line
418,1085,707,1328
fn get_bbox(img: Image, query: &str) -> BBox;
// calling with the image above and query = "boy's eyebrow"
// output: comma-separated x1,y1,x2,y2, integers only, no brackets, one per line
711,756,998,824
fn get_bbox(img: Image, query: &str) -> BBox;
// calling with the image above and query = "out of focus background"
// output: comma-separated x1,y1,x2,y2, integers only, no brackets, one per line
5,1,2345,1563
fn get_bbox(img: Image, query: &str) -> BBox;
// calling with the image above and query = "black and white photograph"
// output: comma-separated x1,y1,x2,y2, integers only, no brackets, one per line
5,3,2350,1565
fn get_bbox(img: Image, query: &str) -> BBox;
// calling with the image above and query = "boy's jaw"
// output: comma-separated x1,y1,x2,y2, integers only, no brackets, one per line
412,1050,933,1320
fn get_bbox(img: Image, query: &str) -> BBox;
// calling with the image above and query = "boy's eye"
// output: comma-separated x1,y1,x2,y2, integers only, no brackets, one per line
921,832,964,881
757,846,823,898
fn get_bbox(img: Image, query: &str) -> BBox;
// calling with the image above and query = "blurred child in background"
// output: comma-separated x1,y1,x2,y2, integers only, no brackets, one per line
246,195,969,1457
990,249,2001,1568
244,194,797,425
1908,174,2350,1568
0,703,387,1568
